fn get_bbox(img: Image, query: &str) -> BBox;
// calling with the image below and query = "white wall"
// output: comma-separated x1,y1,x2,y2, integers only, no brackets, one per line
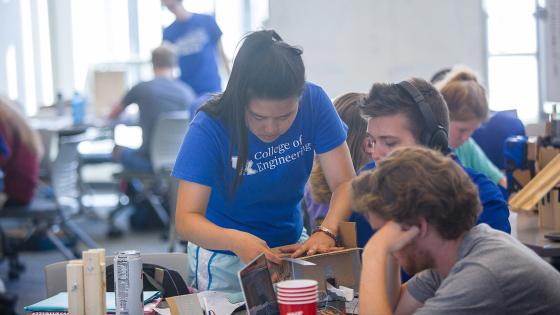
268,0,486,97
0,0,25,105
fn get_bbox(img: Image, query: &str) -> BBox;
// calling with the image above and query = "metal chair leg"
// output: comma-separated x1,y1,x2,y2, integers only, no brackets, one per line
45,228,76,260
62,219,99,249
146,194,170,227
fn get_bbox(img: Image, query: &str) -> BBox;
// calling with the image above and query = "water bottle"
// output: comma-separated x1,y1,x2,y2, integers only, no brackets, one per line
71,91,86,125
55,92,65,116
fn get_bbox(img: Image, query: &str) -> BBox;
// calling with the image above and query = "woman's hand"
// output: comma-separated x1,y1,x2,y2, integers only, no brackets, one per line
229,230,282,264
289,231,342,258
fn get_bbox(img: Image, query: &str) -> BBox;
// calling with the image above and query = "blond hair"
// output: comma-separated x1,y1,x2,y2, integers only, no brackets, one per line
309,92,368,204
436,66,488,122
0,96,44,157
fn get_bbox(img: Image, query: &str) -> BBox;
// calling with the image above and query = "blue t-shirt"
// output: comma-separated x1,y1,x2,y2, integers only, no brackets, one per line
352,154,511,248
172,83,347,251
163,13,222,95
472,111,526,169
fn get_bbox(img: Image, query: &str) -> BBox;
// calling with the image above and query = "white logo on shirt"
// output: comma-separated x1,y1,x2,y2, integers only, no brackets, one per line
174,28,209,56
231,156,258,175
231,135,312,175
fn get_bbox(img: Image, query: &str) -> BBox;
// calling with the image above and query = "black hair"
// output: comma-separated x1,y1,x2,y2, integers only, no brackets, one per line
430,67,452,84
199,30,305,198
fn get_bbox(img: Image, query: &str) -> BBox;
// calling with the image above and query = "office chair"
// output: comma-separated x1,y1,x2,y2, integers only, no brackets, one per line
107,111,189,238
0,135,100,279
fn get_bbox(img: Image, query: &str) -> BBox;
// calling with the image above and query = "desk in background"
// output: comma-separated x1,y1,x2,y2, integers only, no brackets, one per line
515,212,560,261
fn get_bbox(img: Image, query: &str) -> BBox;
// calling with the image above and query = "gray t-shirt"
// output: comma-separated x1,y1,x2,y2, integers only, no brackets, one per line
407,224,560,315
122,77,196,157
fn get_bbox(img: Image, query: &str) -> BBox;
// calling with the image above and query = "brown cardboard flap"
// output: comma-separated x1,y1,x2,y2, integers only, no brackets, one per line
526,136,539,162
338,222,357,248
299,248,362,291
512,169,532,188
539,147,560,169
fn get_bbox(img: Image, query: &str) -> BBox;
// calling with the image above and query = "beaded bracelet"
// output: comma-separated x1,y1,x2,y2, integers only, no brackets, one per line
312,225,337,243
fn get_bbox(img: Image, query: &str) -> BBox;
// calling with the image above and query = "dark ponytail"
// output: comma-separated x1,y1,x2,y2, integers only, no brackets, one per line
200,30,306,199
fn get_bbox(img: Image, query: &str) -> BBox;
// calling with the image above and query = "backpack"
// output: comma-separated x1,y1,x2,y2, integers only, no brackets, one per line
106,263,190,299
129,199,167,231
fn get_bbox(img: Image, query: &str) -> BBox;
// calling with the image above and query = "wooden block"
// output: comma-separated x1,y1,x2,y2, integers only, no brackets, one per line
83,250,106,315
513,169,532,188
91,249,106,310
539,146,560,169
539,189,560,229
526,136,539,161
509,154,560,212
67,260,85,315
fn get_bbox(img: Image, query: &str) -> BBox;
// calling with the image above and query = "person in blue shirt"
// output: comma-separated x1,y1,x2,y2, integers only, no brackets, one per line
352,78,511,248
162,0,230,96
472,111,526,170
108,45,195,172
172,30,355,293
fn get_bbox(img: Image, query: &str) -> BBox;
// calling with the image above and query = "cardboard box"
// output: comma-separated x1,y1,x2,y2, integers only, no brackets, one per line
538,146,560,170
538,188,560,229
526,136,539,162
271,222,362,292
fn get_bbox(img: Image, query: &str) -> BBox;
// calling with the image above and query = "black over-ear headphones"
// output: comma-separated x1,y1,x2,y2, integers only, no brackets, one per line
396,80,449,153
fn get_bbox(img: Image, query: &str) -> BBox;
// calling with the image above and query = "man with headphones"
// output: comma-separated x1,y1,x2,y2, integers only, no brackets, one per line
350,78,510,248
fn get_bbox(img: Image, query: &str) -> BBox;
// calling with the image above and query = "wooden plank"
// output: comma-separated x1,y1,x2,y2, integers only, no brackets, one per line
510,154,560,212
67,260,85,315
83,249,106,315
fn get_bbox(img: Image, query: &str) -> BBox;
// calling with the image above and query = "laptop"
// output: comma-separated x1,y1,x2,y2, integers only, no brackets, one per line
238,254,280,315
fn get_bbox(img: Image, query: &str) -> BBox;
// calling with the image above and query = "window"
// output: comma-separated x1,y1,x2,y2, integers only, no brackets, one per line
485,0,541,123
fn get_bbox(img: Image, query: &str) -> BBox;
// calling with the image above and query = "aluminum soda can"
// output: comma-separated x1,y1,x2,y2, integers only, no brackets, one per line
114,250,143,315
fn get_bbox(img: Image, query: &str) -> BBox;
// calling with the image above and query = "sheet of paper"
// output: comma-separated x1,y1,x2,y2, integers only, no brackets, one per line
154,306,172,315
197,291,245,315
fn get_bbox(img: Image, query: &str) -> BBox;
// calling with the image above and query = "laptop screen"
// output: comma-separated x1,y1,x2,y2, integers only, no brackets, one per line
238,254,280,315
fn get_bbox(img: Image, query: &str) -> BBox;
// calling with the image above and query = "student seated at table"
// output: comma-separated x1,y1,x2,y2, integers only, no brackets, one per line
472,110,526,170
172,30,355,293
0,97,43,206
108,45,195,172
304,92,370,229
353,146,560,315
352,78,510,247
434,66,506,188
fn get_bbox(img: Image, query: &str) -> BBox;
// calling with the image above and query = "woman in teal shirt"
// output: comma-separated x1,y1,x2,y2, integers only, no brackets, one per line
435,67,506,188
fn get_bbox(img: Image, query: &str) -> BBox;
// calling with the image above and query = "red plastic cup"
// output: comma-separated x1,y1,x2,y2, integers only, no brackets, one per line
278,299,317,315
276,280,318,315
277,291,317,300
277,289,317,296
277,280,318,292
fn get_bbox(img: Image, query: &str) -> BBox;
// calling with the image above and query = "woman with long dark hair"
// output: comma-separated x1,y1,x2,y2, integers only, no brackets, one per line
172,30,355,292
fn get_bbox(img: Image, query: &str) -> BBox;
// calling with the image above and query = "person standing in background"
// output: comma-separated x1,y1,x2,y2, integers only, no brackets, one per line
162,0,230,96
